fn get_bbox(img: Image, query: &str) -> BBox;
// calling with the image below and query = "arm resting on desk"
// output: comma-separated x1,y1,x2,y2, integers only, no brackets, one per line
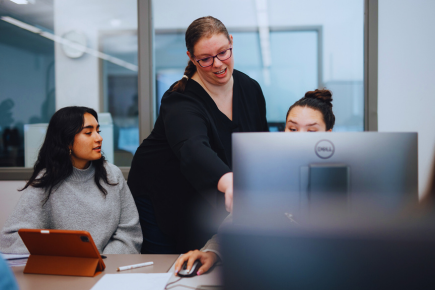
174,250,219,276
0,188,48,254
199,213,233,260
173,214,233,275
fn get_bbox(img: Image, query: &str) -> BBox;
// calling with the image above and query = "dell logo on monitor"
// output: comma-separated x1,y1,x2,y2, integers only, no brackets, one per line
315,140,335,159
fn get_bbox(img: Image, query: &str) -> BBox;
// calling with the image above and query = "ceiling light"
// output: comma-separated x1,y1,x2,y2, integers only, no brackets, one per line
10,0,29,4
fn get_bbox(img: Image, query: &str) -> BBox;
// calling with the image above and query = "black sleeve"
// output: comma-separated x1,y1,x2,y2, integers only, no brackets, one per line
161,93,231,207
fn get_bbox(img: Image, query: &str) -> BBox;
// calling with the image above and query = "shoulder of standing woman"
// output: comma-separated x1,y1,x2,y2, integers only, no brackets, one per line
232,69,252,81
233,69,261,90
161,86,209,114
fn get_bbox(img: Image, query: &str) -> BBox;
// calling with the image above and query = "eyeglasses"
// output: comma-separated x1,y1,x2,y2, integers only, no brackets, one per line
194,47,232,68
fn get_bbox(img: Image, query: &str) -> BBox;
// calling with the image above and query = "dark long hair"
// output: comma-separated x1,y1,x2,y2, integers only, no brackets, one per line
172,16,231,93
286,89,336,131
21,106,117,203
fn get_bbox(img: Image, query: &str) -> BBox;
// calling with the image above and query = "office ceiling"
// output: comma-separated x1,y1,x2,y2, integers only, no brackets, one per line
0,0,54,30
0,0,53,54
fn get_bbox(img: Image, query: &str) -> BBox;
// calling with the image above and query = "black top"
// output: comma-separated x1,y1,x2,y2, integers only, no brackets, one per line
128,70,268,252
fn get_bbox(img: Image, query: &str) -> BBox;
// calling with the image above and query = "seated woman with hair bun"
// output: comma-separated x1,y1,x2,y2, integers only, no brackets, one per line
284,89,335,133
174,89,336,276
0,106,142,254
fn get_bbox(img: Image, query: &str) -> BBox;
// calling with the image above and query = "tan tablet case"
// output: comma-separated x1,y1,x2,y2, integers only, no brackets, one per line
18,229,106,277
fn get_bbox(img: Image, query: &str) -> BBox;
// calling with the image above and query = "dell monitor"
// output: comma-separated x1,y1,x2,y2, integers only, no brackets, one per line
232,132,418,227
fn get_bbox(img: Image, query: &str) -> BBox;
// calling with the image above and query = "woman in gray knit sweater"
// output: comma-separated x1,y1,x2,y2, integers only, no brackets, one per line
0,106,142,254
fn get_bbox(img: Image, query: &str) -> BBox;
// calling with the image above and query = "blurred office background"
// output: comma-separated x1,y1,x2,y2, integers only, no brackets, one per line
155,0,364,133
0,0,434,199
0,0,363,168
0,0,139,167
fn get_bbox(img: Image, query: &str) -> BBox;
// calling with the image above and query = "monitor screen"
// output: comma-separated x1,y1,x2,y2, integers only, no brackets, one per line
232,132,418,227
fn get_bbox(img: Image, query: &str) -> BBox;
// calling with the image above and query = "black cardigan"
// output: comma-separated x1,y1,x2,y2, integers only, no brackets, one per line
128,69,268,252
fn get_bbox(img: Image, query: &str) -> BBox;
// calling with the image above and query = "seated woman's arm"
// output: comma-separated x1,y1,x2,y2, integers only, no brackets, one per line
102,168,142,254
0,187,49,254
174,246,219,276
174,214,233,275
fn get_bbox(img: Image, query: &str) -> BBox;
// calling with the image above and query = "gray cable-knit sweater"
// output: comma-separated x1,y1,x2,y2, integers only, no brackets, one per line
0,162,142,254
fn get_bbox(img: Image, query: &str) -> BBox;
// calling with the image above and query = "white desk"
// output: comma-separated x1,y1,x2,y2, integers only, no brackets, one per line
166,259,224,289
12,254,224,290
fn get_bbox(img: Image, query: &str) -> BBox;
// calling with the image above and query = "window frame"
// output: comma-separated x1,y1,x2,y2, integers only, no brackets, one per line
364,0,378,131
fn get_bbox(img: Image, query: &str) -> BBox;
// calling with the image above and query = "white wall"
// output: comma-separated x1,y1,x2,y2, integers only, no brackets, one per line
378,0,435,198
53,0,137,111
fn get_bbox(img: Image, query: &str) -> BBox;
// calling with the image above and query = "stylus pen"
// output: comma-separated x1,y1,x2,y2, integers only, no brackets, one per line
117,261,154,271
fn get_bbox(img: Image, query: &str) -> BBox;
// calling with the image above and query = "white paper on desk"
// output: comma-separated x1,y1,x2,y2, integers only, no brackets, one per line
1,253,30,260
167,255,224,287
7,259,28,267
91,273,172,290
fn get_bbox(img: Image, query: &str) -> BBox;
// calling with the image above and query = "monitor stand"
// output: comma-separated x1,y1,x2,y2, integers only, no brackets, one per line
300,164,350,223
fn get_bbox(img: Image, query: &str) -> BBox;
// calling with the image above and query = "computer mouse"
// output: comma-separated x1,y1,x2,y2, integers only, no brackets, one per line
178,260,203,277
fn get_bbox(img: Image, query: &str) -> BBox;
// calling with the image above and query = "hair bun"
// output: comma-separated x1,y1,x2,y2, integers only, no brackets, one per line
304,89,333,106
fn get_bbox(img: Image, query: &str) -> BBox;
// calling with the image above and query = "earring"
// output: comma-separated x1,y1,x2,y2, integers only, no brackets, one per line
69,149,72,155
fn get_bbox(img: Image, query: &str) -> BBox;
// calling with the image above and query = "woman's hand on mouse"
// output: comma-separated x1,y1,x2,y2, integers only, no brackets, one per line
218,172,233,212
174,250,219,276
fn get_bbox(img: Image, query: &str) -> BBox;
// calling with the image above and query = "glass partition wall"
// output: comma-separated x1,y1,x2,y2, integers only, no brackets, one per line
154,0,365,132
0,0,366,172
0,0,138,168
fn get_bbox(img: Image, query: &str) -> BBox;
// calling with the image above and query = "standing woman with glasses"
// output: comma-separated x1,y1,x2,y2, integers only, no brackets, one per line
128,16,269,254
